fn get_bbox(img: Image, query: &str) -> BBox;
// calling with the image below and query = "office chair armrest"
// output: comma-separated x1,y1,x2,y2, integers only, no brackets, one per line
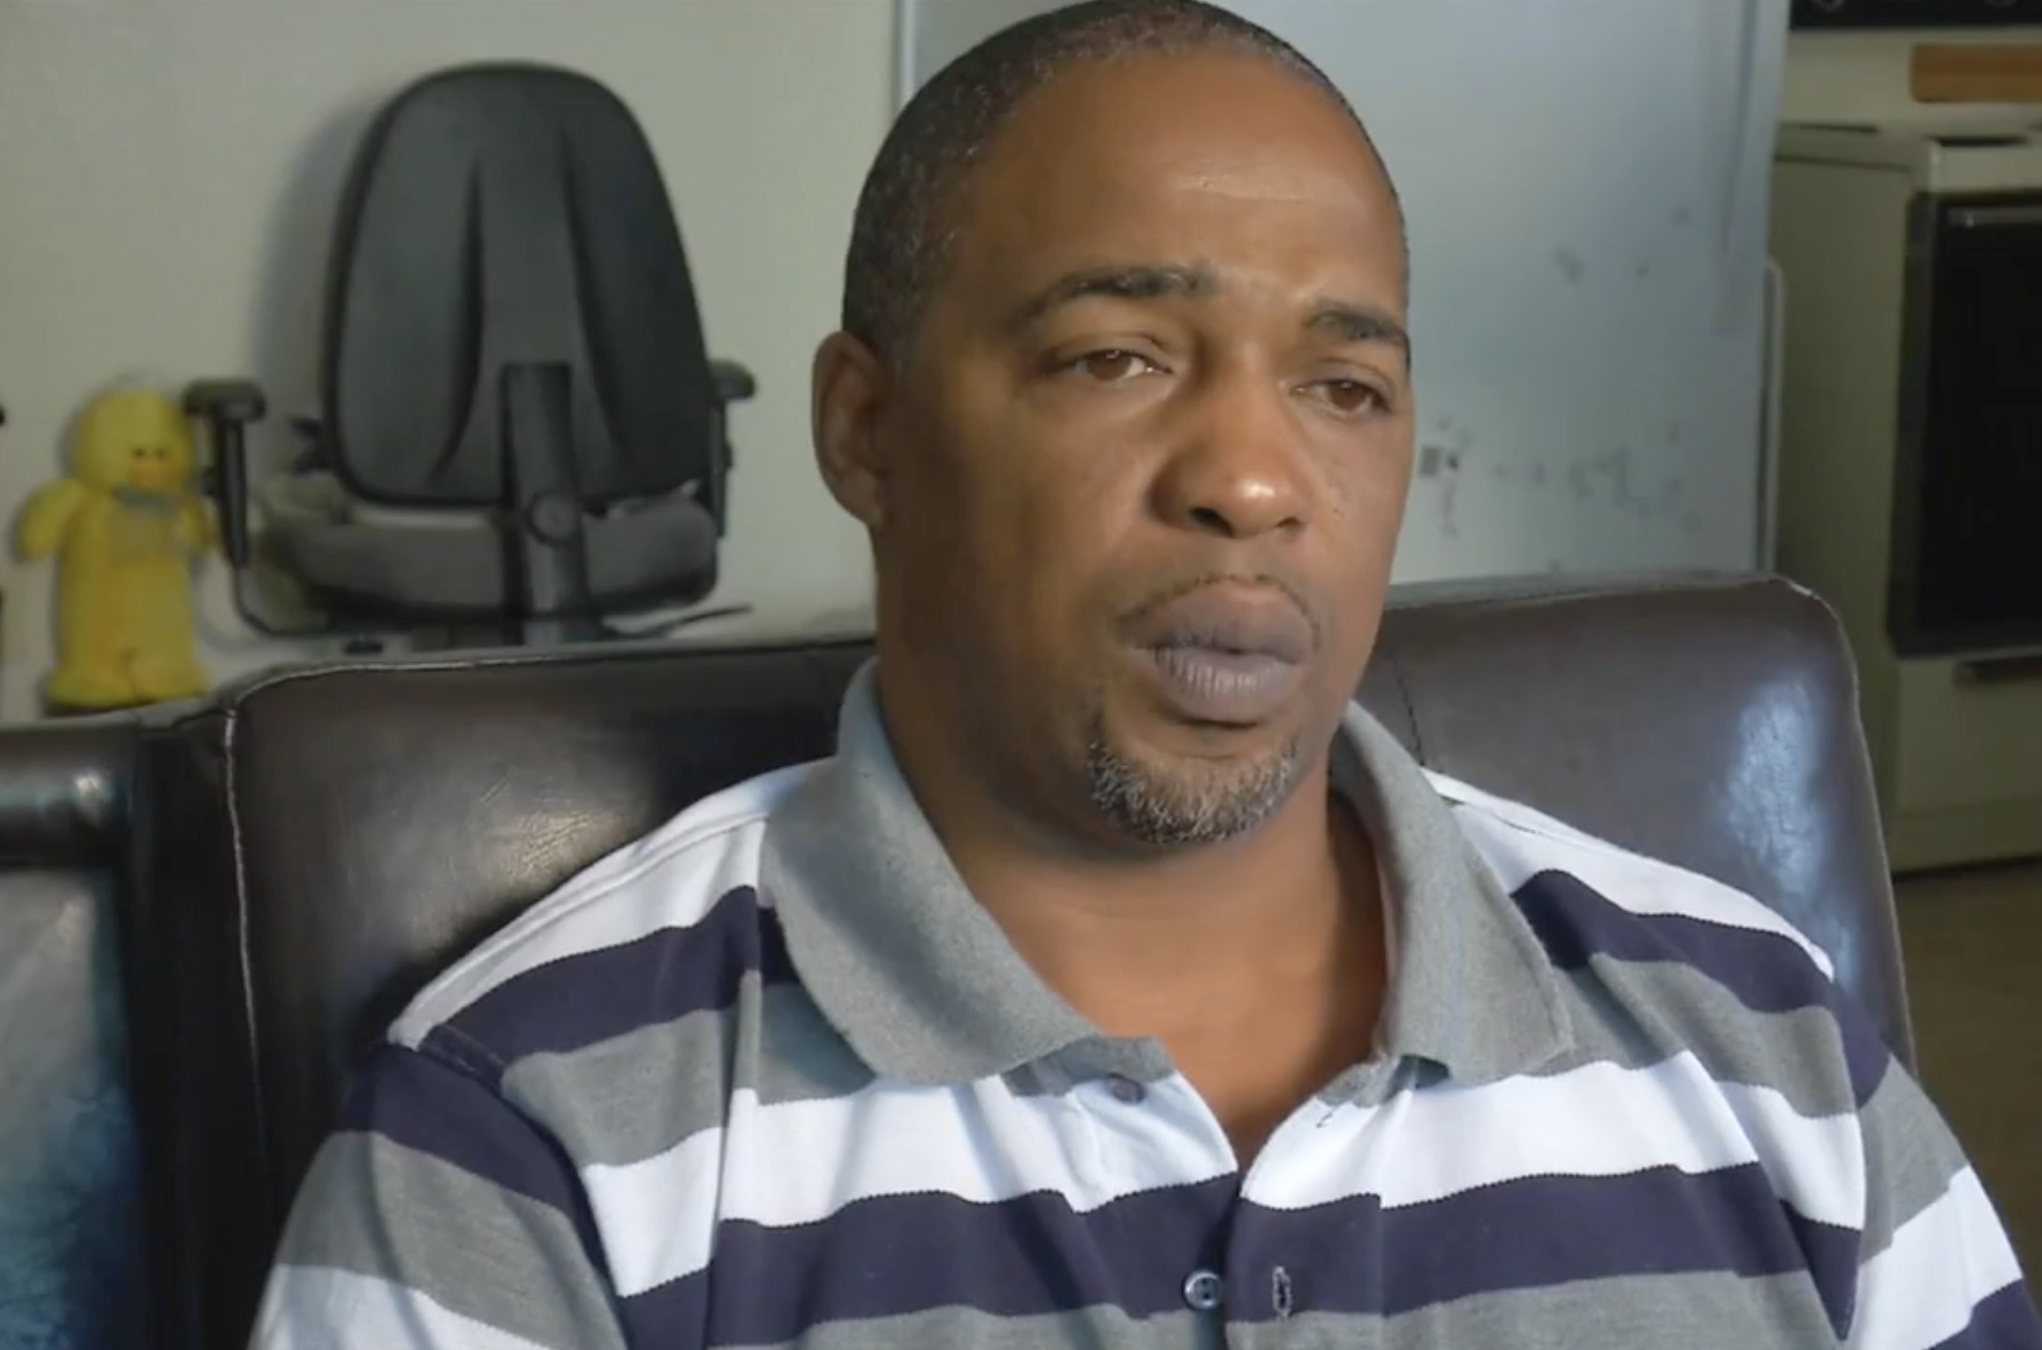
182,379,268,568
185,380,266,428
710,359,755,405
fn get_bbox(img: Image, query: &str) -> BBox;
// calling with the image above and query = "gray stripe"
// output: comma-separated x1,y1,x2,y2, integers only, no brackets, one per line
726,1271,1832,1350
1344,1270,1833,1350
1537,960,1861,1119
1857,1061,1974,1263
273,1130,626,1350
727,1305,1218,1350
500,975,872,1168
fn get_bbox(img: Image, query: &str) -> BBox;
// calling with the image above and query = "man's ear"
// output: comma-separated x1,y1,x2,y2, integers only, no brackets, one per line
811,331,892,531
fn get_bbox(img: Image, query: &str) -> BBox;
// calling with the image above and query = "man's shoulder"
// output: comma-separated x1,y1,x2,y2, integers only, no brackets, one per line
1425,770,1899,1101
1427,768,1841,979
387,758,823,1058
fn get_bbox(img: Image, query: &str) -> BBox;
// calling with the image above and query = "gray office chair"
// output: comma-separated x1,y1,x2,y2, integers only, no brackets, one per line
186,61,752,648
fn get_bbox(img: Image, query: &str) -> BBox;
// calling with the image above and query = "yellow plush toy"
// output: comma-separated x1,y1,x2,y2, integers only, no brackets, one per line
15,386,217,710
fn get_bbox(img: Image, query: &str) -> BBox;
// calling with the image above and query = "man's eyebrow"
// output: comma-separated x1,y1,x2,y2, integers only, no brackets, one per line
1307,300,1410,360
1005,262,1219,330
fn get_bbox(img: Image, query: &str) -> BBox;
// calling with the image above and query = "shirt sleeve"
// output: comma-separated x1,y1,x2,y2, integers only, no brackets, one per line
1845,1044,2042,1349
248,1038,629,1350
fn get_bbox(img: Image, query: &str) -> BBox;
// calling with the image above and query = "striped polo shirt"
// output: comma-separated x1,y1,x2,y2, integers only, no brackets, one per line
255,660,2039,1350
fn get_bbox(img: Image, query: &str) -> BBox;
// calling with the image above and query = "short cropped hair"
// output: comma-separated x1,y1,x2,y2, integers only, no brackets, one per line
841,0,1395,369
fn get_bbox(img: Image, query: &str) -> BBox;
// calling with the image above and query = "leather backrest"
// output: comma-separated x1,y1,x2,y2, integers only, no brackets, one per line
0,722,149,1350
126,570,1908,1350
1367,572,1907,1050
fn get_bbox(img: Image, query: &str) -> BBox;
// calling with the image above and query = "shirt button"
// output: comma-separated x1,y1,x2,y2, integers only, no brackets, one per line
1106,1074,1147,1104
1182,1268,1224,1312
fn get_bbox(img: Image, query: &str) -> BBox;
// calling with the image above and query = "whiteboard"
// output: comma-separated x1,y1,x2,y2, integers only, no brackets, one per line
896,0,1786,583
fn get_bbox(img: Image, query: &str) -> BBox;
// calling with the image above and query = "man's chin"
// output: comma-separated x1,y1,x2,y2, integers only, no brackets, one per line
1079,722,1306,849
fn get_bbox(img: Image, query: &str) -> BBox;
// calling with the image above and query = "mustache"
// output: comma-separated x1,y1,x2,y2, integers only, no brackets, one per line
1117,570,1326,653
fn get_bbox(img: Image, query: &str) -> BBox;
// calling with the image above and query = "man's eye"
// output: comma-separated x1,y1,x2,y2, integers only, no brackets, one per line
1072,350,1158,383
1313,379,1387,414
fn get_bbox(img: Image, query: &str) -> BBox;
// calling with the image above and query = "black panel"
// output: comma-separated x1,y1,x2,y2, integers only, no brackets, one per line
1889,191,2042,656
1792,0,2037,28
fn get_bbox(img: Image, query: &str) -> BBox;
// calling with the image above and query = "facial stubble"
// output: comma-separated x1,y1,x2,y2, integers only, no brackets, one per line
1082,711,1306,847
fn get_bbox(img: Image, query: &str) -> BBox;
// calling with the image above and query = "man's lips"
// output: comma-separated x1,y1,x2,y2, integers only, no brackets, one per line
1125,583,1316,665
1121,583,1317,726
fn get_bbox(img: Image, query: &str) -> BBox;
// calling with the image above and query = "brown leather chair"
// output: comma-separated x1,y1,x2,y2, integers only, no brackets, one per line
0,569,1910,1350
0,722,149,1350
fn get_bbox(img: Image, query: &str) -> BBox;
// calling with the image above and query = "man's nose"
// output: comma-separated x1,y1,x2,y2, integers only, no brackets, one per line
1151,376,1312,540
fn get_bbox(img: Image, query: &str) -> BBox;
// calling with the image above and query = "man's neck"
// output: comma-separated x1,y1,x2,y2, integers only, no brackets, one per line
939,766,1389,1160
958,776,1337,1015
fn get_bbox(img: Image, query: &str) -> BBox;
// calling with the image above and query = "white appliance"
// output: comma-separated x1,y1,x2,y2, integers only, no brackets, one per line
1770,110,2042,872
897,0,1791,586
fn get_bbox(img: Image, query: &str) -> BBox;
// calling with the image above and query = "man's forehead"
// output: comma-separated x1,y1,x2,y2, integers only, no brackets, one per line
958,170,1403,327
956,56,1396,254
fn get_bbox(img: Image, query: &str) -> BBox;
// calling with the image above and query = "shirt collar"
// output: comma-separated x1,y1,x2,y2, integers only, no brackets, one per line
761,659,1570,1089
1328,703,1573,1086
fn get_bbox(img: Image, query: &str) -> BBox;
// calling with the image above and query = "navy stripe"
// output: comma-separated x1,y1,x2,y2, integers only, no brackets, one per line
618,1177,1240,1345
339,1040,609,1275
612,1161,1848,1339
1926,1281,2042,1350
1515,870,1892,1106
1779,1204,1860,1336
442,884,795,1072
1260,1162,1845,1318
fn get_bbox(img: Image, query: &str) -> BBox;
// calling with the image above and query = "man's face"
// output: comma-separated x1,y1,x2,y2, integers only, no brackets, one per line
848,51,1413,851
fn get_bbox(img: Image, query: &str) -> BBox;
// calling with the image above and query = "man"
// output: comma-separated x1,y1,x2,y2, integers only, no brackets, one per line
252,2,2038,1347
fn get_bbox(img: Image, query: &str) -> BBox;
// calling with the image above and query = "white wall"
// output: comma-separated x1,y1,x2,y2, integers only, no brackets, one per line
0,0,895,723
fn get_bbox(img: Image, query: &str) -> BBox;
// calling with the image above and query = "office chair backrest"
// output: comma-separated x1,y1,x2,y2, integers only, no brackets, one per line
322,62,717,511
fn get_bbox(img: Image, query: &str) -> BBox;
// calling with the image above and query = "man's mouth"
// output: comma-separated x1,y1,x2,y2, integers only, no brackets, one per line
1124,583,1317,725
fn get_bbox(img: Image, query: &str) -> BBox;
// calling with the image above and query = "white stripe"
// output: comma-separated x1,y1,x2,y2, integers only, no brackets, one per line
392,763,818,1047
584,1074,1235,1299
1245,1054,1864,1228
1847,1167,2025,1350
1717,1074,1866,1231
1425,769,1631,855
1442,791,1837,977
582,1121,724,1299
252,1264,560,1350
587,1052,1866,1299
